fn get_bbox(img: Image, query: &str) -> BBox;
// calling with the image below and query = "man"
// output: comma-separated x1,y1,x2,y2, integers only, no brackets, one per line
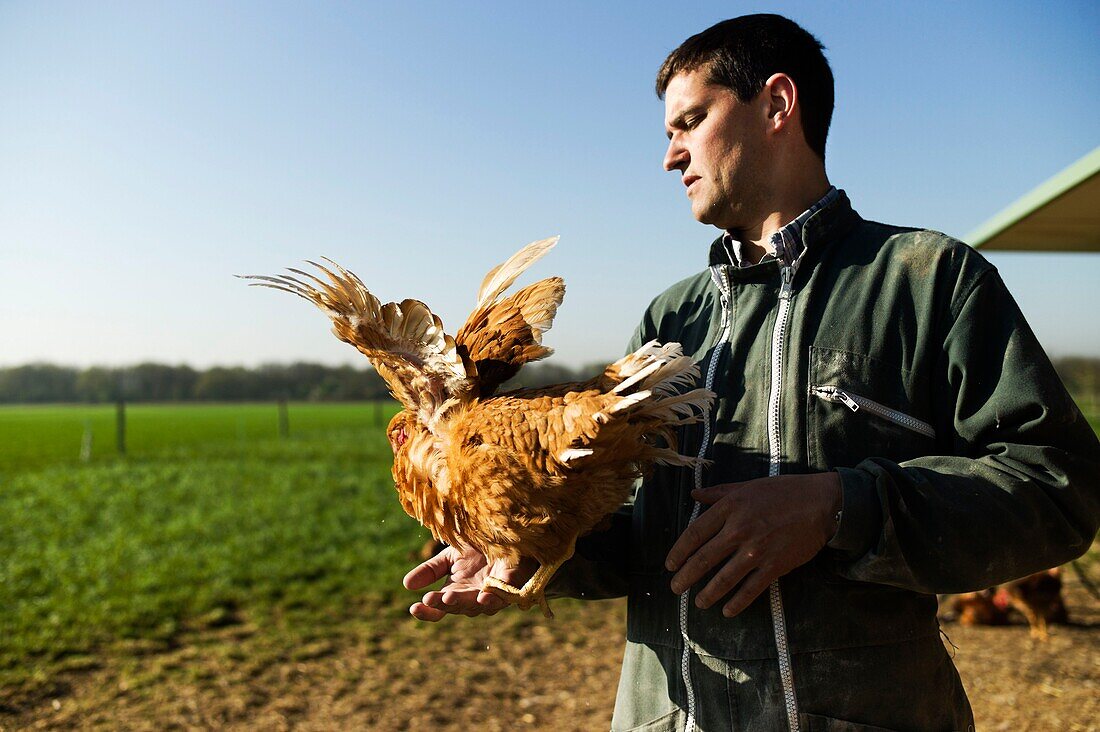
404,14,1100,731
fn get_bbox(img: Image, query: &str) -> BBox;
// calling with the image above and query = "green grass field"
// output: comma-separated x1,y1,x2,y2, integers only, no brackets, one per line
0,401,423,687
1085,404,1100,435
0,402,393,473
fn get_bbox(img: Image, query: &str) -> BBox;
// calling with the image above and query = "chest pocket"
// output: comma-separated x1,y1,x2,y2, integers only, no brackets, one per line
807,346,936,470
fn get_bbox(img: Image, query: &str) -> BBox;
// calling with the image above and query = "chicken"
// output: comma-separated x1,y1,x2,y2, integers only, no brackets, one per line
944,589,1007,627
995,568,1068,641
939,568,1069,641
242,237,714,617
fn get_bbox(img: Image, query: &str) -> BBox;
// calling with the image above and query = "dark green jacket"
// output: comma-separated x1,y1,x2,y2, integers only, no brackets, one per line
553,191,1100,731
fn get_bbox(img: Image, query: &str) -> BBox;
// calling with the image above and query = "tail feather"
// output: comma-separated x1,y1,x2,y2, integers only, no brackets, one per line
633,388,714,423
475,236,559,310
239,261,469,421
605,341,679,385
650,448,710,468
457,243,565,396
511,278,564,342
608,386,714,423
609,342,701,398
563,341,715,471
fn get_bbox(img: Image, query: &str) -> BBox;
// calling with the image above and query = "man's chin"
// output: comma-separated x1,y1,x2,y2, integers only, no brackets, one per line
690,200,713,225
692,204,726,229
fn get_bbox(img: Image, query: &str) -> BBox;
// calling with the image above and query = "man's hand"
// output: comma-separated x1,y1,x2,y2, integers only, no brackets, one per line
402,544,538,622
665,472,842,618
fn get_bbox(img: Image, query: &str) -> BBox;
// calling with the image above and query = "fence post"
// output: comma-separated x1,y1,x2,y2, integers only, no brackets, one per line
80,420,93,463
116,400,126,455
278,398,289,438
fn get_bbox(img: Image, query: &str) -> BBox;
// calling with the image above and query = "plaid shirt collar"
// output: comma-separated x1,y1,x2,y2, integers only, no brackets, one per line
720,186,840,268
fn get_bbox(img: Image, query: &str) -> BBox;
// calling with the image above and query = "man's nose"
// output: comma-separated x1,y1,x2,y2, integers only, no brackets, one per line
663,139,688,172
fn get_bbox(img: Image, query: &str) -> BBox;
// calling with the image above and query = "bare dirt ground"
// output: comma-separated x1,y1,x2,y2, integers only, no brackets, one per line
3,574,1097,731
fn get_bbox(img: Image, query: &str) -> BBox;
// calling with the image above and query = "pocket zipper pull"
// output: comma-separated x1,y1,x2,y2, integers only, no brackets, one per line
813,385,861,412
834,389,860,412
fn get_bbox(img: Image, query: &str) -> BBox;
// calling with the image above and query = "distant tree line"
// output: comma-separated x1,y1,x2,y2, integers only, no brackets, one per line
2,357,1097,406
0,360,614,404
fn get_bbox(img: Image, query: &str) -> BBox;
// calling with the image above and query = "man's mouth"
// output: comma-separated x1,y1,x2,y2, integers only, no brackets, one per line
683,175,700,193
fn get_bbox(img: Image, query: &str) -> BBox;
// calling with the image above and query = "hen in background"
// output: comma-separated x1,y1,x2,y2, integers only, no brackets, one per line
242,237,713,617
945,588,1007,628
995,568,1068,641
940,567,1070,641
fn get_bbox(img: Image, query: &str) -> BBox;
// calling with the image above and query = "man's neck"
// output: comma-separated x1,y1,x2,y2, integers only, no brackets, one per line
728,178,832,265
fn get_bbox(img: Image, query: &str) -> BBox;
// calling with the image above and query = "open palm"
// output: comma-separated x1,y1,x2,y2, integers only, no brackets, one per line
403,544,537,621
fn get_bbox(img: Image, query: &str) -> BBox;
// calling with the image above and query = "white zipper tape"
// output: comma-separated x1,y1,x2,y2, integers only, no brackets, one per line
768,265,800,732
679,266,732,732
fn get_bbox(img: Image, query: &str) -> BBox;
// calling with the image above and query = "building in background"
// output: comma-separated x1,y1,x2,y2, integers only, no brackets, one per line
967,146,1100,253
967,145,1100,413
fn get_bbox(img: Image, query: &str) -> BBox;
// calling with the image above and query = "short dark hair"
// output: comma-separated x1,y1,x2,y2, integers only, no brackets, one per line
656,14,834,161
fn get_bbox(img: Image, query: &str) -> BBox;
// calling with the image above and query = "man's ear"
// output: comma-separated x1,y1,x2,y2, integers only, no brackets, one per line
763,73,798,133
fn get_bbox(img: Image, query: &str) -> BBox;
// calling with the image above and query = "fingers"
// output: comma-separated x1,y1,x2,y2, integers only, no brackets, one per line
669,529,739,595
665,501,729,573
721,570,773,618
409,601,449,622
403,546,512,621
410,598,500,621
690,482,737,505
664,475,830,618
419,586,506,618
693,552,755,609
402,547,452,591
432,588,483,616
409,595,503,622
476,590,508,613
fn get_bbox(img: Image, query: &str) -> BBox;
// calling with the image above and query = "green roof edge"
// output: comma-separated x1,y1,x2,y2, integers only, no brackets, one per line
966,145,1100,248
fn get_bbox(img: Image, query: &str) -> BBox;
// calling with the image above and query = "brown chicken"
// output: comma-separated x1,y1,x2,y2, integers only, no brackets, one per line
243,237,714,616
995,568,1068,641
945,589,1007,628
941,568,1069,641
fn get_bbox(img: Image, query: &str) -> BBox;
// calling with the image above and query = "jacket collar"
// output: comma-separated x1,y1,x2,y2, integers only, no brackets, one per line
707,188,859,268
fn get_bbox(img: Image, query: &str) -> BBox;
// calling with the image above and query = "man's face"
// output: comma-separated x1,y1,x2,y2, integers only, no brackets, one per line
662,69,767,231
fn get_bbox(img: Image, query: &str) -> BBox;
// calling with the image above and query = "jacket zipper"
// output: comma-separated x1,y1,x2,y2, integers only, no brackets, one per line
680,266,732,732
767,264,800,732
811,385,936,438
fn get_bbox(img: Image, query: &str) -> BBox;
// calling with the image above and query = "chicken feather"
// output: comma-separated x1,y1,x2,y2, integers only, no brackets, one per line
475,236,559,309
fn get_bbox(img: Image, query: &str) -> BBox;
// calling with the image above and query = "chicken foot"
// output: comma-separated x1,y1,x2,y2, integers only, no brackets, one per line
482,538,577,619
1011,601,1050,641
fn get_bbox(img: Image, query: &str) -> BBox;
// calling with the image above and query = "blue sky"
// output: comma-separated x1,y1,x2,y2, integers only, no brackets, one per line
1,1,1098,369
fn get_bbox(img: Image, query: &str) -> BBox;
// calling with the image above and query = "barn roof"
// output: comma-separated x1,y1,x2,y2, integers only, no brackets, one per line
967,146,1100,252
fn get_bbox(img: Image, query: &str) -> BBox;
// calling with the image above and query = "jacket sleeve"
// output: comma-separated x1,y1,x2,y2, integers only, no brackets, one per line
547,312,661,600
546,506,632,599
827,268,1100,594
